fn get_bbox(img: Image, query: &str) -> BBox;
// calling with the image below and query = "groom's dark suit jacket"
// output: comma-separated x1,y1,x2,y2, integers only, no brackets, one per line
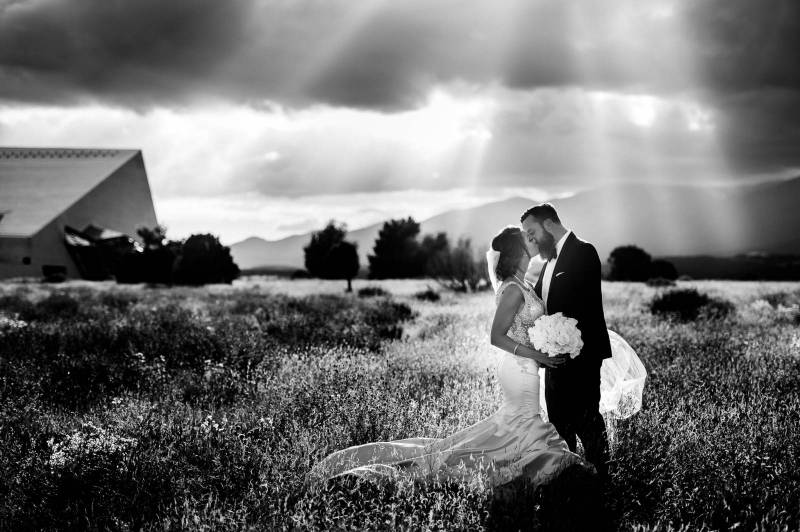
534,232,611,469
534,232,611,362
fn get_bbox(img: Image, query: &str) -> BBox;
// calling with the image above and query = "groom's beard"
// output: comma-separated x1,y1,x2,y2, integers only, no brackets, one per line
537,231,557,261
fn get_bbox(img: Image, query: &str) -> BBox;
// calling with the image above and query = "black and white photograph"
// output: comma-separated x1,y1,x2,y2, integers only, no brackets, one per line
1,0,799,530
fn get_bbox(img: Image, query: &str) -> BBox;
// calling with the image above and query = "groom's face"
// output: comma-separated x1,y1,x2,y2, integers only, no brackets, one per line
522,216,556,260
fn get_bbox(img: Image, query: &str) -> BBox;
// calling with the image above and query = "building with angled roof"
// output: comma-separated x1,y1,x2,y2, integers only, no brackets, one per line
0,148,158,279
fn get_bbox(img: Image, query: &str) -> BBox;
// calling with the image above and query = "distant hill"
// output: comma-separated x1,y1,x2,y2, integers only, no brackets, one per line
230,176,800,270
229,196,535,270
662,254,800,281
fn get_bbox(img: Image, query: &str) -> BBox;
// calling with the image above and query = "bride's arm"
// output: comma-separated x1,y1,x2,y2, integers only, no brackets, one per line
490,287,568,368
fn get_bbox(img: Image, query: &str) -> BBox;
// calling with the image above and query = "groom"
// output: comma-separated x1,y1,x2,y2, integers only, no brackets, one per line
521,203,612,478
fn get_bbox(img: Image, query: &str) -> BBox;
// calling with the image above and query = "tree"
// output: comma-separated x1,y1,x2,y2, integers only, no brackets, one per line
115,227,239,285
173,234,240,285
304,220,347,277
607,245,652,281
137,225,168,250
650,259,678,280
303,221,361,287
134,225,180,283
420,232,450,276
368,217,425,279
328,241,360,292
423,234,488,292
441,238,487,292
114,225,174,284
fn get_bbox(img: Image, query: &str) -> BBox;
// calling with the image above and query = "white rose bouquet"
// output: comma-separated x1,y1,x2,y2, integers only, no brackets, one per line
527,312,584,358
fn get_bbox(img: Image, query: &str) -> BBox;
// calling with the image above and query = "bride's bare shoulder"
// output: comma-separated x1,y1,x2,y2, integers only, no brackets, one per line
495,280,525,303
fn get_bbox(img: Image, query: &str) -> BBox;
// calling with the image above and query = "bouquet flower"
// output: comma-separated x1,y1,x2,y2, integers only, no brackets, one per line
528,312,583,358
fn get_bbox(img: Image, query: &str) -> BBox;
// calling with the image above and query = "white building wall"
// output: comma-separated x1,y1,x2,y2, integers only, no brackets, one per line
0,236,38,278
54,152,158,240
25,223,81,278
0,152,158,280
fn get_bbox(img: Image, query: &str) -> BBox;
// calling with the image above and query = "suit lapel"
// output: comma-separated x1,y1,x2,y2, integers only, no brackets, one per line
534,264,545,298
547,232,577,310
553,233,576,273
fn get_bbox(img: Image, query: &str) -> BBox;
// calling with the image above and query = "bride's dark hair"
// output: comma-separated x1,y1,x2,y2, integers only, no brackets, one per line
491,226,528,281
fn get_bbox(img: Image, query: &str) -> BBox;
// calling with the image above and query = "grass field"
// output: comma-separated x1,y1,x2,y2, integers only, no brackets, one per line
1,278,799,530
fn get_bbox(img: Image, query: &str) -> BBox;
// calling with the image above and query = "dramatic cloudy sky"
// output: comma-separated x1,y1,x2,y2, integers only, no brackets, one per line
1,0,798,242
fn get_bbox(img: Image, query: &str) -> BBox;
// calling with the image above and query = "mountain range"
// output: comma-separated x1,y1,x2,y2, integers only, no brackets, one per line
230,176,800,270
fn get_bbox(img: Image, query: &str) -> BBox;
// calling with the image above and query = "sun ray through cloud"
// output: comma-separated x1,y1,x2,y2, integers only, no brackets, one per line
561,0,746,256
286,0,389,103
0,0,795,252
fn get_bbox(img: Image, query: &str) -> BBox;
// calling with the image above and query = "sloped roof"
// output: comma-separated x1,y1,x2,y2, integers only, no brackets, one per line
0,148,140,237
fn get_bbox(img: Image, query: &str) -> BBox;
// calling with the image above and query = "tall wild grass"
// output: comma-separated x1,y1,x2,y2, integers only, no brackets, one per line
0,280,798,530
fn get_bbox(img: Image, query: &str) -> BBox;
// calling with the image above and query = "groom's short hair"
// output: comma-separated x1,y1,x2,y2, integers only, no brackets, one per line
521,203,561,225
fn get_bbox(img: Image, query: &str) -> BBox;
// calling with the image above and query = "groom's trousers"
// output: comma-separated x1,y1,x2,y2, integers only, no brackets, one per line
544,356,610,479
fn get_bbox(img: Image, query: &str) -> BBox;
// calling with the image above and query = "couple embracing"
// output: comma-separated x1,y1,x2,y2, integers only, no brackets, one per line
312,203,645,493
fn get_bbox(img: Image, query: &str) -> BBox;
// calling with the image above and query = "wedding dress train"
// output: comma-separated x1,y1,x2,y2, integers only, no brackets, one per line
310,280,581,488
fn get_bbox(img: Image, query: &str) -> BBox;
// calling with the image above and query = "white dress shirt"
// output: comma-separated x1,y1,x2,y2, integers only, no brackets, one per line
542,230,571,307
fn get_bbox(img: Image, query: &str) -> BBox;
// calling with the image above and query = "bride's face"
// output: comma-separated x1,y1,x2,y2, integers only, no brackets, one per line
517,252,531,272
517,234,534,271
522,231,539,258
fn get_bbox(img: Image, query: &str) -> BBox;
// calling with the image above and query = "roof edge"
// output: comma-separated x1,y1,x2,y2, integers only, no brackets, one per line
0,147,140,160
2,150,143,237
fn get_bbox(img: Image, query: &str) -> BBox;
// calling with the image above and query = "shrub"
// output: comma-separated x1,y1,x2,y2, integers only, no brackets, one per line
0,293,36,319
361,298,415,341
358,286,390,298
0,292,83,322
42,265,67,283
291,269,311,279
699,298,736,320
763,290,800,309
650,259,678,280
426,238,487,293
646,277,676,287
607,247,678,283
34,292,83,319
173,234,240,285
414,287,441,302
2,291,142,323
650,289,733,321
114,229,239,285
761,291,800,324
607,245,652,281
0,292,417,410
98,291,140,312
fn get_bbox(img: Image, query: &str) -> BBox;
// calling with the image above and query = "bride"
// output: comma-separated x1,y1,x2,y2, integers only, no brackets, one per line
309,226,645,489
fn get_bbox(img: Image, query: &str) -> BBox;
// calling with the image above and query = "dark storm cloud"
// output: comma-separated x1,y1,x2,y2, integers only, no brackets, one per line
1,0,798,177
2,0,798,107
686,0,800,94
296,1,662,110
683,0,800,174
0,0,250,107
0,0,706,109
715,88,800,174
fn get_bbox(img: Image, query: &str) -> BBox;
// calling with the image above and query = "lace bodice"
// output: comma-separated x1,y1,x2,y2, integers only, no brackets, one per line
495,279,546,346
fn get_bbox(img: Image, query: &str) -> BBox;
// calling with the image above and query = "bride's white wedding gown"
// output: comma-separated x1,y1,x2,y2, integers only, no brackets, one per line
310,279,583,488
